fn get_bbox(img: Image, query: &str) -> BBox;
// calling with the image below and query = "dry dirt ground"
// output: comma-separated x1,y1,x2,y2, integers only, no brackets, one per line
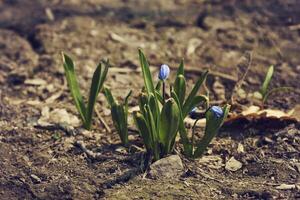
0,0,300,199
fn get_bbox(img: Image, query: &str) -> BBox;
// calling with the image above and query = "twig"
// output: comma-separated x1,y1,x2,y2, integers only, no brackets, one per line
196,168,224,183
95,109,111,133
230,52,253,104
288,24,300,31
75,140,114,160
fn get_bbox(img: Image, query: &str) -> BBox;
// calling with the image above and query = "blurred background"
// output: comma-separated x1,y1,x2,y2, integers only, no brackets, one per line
0,0,299,105
1,1,300,199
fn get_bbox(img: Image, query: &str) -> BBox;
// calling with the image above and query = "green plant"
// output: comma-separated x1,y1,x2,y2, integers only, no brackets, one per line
133,50,181,161
62,53,109,130
255,65,293,104
170,59,230,158
188,105,230,158
134,49,230,160
104,87,132,145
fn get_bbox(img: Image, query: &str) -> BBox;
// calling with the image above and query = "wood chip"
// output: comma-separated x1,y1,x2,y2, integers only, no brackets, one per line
275,184,296,190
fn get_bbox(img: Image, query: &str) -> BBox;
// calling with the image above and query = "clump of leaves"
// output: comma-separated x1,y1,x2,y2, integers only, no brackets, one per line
62,53,109,130
104,87,132,145
170,59,230,158
255,65,293,104
134,50,181,161
134,49,230,160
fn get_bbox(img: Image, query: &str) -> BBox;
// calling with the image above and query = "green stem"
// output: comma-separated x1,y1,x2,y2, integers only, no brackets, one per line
191,119,199,154
162,81,166,103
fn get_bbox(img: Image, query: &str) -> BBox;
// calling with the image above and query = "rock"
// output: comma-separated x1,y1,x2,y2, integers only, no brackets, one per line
149,155,184,179
225,157,242,172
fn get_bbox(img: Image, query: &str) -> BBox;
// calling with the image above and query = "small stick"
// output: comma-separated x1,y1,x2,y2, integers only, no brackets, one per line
75,141,114,160
95,109,111,133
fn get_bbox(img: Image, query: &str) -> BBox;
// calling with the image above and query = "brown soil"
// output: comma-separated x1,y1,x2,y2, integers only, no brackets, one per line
0,0,299,199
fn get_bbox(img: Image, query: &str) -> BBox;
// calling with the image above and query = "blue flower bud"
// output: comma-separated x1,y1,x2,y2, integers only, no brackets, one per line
210,106,223,118
189,107,200,119
158,64,170,80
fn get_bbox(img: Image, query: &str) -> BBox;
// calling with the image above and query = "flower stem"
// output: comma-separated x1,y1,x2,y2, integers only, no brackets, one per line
162,81,166,103
191,119,199,153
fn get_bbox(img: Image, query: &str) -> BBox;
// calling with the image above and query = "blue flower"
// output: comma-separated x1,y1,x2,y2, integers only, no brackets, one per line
210,106,223,118
189,107,199,119
158,64,170,80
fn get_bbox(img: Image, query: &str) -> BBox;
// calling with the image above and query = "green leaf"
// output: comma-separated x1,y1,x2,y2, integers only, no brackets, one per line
103,87,116,107
158,98,180,154
263,86,293,103
62,53,87,125
133,112,152,151
193,105,230,158
176,59,184,76
148,93,160,128
155,81,162,91
138,93,148,117
145,105,160,160
111,104,128,145
86,61,109,129
174,74,186,105
155,91,164,105
183,70,208,117
138,49,155,95
259,65,274,97
124,90,132,106
171,91,192,157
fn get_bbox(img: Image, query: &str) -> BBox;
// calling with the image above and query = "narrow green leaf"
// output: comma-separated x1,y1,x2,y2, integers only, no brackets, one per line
174,74,186,105
158,98,180,154
260,65,274,97
155,91,164,105
124,90,132,106
86,62,108,129
183,70,208,117
155,81,162,91
148,93,160,129
111,104,128,145
171,90,193,157
103,87,116,107
171,91,189,143
193,105,230,158
263,86,293,103
62,53,87,125
176,59,184,76
145,105,160,160
133,112,152,151
138,49,155,95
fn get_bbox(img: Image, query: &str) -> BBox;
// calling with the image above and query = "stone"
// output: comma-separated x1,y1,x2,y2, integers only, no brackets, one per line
149,155,184,179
